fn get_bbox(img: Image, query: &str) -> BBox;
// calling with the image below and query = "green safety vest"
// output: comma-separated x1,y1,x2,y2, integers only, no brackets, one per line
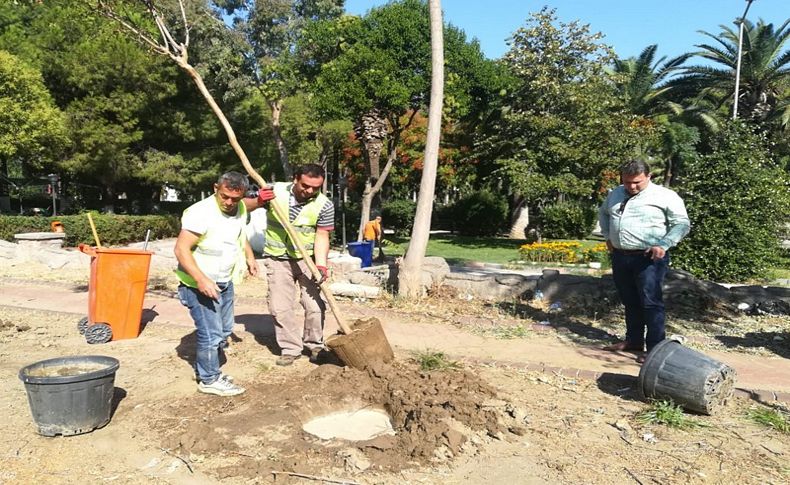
265,182,328,259
175,196,248,287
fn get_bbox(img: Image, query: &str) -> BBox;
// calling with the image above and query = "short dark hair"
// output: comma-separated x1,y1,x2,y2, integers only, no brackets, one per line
620,160,650,177
294,163,326,180
217,171,249,191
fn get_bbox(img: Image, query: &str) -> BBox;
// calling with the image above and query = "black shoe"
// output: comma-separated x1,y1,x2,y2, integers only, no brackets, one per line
309,348,323,364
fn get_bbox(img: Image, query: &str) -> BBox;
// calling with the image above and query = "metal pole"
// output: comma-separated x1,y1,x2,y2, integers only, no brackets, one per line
733,0,755,120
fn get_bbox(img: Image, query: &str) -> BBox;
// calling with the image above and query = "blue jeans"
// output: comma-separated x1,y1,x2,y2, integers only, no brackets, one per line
178,282,235,384
611,251,669,352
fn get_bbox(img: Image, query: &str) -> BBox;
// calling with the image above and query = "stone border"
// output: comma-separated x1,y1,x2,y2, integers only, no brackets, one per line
460,356,790,405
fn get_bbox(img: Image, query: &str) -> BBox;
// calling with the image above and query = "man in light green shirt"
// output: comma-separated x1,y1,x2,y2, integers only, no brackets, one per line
598,160,690,363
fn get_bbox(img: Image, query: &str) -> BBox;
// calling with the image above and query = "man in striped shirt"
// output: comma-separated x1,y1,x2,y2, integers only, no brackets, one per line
245,164,334,366
598,160,690,363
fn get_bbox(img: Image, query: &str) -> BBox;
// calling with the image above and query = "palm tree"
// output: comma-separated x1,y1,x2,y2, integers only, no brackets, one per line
676,19,790,129
610,44,689,116
610,45,697,186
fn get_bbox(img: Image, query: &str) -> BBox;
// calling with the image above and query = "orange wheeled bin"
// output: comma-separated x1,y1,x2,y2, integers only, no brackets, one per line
78,244,153,344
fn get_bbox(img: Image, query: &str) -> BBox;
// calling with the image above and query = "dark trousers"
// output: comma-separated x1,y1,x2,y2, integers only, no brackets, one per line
611,251,669,352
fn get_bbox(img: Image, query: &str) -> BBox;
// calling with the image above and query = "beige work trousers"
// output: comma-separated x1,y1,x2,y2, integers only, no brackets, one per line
264,258,326,357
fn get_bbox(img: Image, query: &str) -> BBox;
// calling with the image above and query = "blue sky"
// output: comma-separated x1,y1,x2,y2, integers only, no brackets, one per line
344,0,788,61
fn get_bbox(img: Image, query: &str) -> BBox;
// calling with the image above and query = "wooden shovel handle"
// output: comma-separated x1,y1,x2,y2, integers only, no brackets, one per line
87,213,102,248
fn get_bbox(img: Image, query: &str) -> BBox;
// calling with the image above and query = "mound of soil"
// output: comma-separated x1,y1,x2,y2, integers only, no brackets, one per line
159,360,515,480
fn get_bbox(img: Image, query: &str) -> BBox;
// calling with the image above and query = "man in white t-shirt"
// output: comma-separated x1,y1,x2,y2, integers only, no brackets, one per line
174,172,258,396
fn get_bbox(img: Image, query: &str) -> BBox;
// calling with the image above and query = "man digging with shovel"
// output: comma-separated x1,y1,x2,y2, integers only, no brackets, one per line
246,164,335,366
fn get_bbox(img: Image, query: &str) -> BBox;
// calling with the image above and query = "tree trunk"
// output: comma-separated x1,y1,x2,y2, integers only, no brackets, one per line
509,197,529,239
398,0,444,298
356,141,399,241
663,156,673,187
269,99,291,179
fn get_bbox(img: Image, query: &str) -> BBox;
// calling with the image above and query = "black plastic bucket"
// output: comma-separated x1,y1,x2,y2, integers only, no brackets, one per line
638,339,736,415
18,355,120,436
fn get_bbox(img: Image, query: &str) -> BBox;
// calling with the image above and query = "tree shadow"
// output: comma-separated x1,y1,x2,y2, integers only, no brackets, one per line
484,300,617,345
716,331,790,359
235,313,279,356
595,372,643,402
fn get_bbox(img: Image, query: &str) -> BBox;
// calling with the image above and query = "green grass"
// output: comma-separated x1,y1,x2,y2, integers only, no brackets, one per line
382,234,603,266
412,349,461,371
484,323,531,339
636,399,710,429
747,406,790,433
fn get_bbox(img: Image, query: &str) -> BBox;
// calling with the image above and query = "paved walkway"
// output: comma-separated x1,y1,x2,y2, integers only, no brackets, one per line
2,279,789,404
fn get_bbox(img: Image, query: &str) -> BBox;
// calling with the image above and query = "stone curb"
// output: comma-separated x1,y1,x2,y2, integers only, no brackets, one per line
459,356,790,405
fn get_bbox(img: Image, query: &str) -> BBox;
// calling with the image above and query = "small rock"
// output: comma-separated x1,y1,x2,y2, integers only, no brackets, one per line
338,448,371,471
642,432,657,444
773,336,785,342
16,324,31,332
443,428,467,454
614,419,632,432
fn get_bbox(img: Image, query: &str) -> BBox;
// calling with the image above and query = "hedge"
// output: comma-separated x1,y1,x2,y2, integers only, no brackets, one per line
0,214,181,247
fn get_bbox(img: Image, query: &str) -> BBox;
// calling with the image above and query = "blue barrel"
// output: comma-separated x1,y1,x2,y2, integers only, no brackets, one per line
347,241,374,268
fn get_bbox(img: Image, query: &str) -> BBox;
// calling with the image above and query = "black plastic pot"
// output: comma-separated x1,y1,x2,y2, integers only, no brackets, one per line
638,339,735,414
18,355,120,436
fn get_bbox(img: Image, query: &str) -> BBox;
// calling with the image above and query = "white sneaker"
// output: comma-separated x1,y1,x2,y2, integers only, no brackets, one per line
198,377,245,396
220,373,234,383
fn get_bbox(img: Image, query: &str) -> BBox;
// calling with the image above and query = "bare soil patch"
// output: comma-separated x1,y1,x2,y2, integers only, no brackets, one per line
2,303,789,484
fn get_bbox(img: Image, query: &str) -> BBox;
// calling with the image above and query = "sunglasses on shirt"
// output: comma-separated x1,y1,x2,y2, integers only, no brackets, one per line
617,197,631,214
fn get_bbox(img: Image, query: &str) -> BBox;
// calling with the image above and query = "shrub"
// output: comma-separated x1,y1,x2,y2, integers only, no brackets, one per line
537,200,596,239
451,190,508,236
381,199,416,237
0,214,180,246
673,123,790,282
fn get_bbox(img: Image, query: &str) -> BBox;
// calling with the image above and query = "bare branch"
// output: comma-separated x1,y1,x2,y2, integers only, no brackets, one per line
96,1,168,56
178,0,189,48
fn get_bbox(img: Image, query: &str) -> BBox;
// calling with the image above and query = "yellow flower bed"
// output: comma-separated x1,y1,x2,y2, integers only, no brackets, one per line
518,241,581,263
518,241,609,264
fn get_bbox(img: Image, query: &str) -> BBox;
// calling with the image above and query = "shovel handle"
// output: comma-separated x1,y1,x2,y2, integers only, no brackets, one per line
87,213,102,248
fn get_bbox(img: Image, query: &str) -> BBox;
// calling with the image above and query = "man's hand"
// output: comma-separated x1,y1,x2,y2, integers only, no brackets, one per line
315,265,329,285
644,246,666,261
247,257,259,277
257,186,275,206
197,276,221,300
605,240,614,252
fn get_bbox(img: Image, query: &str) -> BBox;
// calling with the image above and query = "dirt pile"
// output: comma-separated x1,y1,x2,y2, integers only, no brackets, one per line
159,360,520,480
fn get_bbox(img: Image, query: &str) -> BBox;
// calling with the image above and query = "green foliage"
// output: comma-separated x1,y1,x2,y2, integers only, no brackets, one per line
412,350,461,371
381,199,416,237
0,50,68,169
636,399,710,429
0,214,180,247
747,406,790,433
674,123,790,282
475,7,650,223
450,191,508,236
537,200,597,239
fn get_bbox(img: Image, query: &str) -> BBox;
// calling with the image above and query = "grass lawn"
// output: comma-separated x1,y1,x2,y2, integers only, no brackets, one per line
381,234,604,266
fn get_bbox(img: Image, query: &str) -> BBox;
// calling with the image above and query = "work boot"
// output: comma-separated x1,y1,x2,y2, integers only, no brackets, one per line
276,354,300,366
